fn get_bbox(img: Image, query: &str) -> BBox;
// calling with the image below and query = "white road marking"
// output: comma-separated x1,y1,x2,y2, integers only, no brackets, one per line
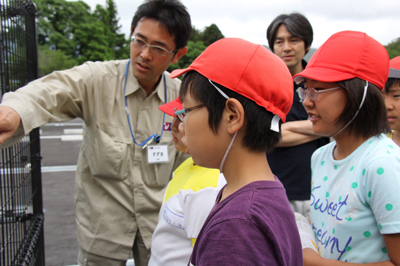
63,129,83,135
40,135,83,141
42,123,83,127
41,165,77,172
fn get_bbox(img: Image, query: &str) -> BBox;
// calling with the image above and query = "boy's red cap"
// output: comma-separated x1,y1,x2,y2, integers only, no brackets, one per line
389,56,400,79
170,38,293,122
294,31,389,90
158,97,182,117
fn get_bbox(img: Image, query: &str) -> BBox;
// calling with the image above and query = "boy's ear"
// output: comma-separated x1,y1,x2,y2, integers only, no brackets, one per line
225,98,244,134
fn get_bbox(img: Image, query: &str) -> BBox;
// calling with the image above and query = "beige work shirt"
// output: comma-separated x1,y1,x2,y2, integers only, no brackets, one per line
1,59,189,260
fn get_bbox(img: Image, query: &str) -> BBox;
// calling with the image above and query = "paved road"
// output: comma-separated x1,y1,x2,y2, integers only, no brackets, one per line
40,119,82,266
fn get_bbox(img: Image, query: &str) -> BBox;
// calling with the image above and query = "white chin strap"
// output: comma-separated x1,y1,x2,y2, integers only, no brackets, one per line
208,79,280,172
207,79,237,173
207,79,281,132
331,81,368,138
270,115,280,132
219,131,238,172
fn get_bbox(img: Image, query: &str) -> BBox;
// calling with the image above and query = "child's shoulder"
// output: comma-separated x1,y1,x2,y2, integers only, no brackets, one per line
364,135,400,161
173,157,223,192
311,141,335,160
230,181,291,219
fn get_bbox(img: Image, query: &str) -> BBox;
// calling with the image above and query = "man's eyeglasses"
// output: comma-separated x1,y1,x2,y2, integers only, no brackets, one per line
296,87,342,102
174,104,205,122
131,36,177,57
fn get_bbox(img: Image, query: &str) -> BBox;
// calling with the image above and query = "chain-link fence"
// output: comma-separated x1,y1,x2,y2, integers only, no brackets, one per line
0,1,45,265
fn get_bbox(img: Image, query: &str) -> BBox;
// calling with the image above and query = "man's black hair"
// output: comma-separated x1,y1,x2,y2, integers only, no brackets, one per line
131,0,192,49
266,12,313,55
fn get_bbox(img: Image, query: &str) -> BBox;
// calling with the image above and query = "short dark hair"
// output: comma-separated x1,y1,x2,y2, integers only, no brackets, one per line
336,78,390,138
266,12,313,55
179,71,282,153
131,0,192,49
384,78,400,93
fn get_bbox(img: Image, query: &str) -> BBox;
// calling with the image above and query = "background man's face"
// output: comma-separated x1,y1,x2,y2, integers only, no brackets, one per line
273,24,309,75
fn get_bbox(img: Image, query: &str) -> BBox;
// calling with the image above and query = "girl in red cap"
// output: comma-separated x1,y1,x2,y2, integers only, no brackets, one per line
383,56,400,146
294,31,400,265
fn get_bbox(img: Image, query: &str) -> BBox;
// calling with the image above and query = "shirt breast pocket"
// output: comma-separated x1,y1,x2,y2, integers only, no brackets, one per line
83,122,131,181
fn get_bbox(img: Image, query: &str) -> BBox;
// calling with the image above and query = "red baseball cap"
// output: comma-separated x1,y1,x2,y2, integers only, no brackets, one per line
170,38,293,122
158,97,182,117
294,31,389,90
389,56,400,79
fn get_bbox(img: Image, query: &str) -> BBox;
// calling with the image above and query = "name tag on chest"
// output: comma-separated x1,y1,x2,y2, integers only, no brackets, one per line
147,144,169,164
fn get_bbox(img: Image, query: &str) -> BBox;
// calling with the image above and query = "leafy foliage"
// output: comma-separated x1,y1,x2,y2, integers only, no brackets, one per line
168,24,225,72
36,0,224,76
202,24,224,46
168,41,207,72
38,45,79,76
385,38,400,59
190,26,203,42
36,0,129,76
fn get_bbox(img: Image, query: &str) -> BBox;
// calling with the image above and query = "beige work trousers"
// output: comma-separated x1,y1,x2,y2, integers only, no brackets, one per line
78,230,150,266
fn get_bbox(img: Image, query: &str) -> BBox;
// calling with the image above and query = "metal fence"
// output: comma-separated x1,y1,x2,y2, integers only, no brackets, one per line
0,1,45,265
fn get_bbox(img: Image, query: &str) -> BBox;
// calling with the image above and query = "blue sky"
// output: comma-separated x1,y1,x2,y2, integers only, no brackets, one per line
80,0,400,48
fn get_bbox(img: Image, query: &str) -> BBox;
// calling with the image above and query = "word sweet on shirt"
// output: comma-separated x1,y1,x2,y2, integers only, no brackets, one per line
311,185,348,221
311,222,352,260
310,186,352,260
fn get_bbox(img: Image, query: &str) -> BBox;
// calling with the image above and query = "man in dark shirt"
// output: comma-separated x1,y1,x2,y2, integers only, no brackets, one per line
266,13,330,220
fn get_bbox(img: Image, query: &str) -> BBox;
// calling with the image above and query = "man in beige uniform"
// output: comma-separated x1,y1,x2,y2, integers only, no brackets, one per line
0,0,191,265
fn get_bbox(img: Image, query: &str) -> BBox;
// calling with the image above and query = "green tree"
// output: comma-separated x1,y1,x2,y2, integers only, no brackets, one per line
36,0,93,56
189,26,203,42
38,45,79,76
189,24,224,45
36,0,130,72
385,37,400,59
168,41,207,72
93,0,129,60
202,24,224,46
105,0,128,59
168,24,224,72
73,19,114,64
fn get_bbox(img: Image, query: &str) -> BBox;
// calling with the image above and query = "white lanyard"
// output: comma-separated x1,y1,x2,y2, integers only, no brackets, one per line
124,59,166,149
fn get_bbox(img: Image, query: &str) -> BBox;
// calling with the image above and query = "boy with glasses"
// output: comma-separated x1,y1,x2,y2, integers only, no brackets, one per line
172,38,303,265
149,97,226,266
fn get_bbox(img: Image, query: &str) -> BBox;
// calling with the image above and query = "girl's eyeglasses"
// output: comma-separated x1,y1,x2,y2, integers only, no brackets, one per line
296,86,341,102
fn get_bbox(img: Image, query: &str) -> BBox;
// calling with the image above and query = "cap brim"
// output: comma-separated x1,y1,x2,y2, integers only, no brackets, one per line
294,66,355,84
389,68,400,79
171,67,194,79
158,97,182,117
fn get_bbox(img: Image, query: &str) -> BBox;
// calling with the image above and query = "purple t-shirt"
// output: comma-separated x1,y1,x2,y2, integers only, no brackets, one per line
189,180,303,266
